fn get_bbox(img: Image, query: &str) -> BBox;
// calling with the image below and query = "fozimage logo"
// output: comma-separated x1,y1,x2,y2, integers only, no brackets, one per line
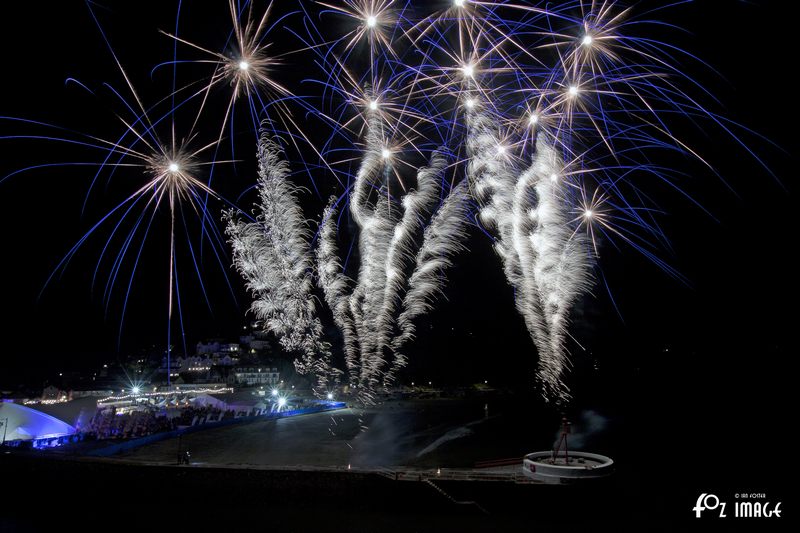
693,493,782,519
693,493,726,517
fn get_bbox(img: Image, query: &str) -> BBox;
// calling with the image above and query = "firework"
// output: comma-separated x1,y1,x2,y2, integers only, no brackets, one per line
320,163,468,402
468,104,592,402
301,0,765,401
226,132,339,393
2,1,766,403
231,117,468,402
342,116,465,399
159,1,297,141
0,2,248,383
391,179,470,367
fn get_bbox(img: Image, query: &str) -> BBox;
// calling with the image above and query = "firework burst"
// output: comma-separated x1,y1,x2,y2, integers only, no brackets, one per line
0,2,244,381
1,1,768,403
226,132,339,393
299,0,765,401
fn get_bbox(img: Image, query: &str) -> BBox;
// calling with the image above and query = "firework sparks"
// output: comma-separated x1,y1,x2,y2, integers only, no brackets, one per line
317,134,469,402
226,132,339,393
231,116,468,403
1,1,768,404
300,0,763,401
0,2,242,378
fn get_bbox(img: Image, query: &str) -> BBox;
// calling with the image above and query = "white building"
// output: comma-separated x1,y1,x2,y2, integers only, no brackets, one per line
176,355,213,373
230,367,279,387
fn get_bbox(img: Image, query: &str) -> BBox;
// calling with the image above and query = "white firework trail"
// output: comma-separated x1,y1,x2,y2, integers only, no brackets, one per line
226,123,467,403
466,110,536,350
347,130,397,396
225,131,338,393
317,199,359,376
373,150,444,376
468,109,592,403
521,136,593,403
314,119,468,403
391,179,470,369
465,112,523,294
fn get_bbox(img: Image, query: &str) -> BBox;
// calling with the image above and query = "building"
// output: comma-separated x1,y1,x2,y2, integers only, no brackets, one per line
176,355,214,373
196,340,222,355
211,354,239,367
41,385,67,402
221,343,241,354
168,383,229,392
239,335,272,352
230,367,280,387
197,340,241,356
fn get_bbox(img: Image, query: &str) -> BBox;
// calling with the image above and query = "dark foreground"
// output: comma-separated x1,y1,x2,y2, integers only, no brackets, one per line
0,452,625,532
0,451,784,532
1,394,791,532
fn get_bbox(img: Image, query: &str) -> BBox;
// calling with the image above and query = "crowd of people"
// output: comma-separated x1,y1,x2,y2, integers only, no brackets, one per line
84,408,173,440
83,404,243,440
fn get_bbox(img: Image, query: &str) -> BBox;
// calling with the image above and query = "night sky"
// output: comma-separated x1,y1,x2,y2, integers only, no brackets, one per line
0,0,795,430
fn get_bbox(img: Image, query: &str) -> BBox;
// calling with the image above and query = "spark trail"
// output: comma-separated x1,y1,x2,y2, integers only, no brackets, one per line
228,125,466,402
1,1,770,405
226,131,338,392
317,116,468,403
467,107,591,403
